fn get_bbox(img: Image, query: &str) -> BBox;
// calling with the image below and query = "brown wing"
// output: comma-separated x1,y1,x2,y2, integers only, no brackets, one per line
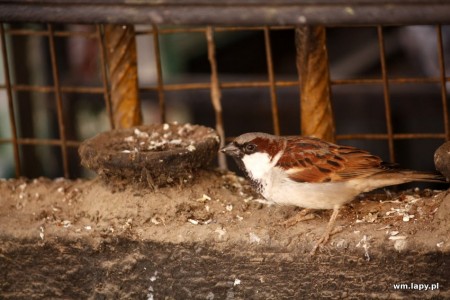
277,137,388,183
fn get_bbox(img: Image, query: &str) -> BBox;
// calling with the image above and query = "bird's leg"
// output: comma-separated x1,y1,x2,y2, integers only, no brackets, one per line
280,208,316,228
310,207,341,255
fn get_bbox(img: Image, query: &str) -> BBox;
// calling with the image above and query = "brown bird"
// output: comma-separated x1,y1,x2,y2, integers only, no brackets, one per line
221,132,445,254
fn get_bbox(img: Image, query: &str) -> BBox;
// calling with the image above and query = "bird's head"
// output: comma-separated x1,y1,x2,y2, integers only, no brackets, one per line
220,132,285,179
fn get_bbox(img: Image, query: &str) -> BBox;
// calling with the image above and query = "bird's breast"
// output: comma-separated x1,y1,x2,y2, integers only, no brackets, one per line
256,167,361,210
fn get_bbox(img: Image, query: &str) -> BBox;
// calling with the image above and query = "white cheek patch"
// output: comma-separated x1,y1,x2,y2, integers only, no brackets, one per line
242,152,272,180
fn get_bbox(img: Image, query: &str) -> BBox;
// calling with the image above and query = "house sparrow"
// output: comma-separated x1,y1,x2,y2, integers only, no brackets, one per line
221,132,445,254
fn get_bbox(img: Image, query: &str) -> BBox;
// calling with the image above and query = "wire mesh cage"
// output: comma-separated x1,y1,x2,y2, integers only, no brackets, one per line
0,21,449,179
1,1,450,299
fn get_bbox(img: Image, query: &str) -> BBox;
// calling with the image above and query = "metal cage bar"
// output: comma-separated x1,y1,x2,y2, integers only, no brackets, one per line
206,26,227,169
48,23,70,178
377,26,395,162
437,25,450,141
152,25,166,124
0,24,21,177
263,26,281,136
97,24,114,130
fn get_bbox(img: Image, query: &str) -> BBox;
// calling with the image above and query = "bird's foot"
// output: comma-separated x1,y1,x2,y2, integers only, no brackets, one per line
309,226,343,255
309,208,342,255
279,208,316,228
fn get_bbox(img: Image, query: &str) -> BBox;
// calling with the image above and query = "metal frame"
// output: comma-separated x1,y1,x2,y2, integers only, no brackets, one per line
1,1,450,25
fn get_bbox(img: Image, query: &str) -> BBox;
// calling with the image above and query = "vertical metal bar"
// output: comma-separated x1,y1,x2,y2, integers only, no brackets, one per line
152,24,166,124
48,23,69,178
0,23,21,177
295,26,335,142
97,24,114,129
377,26,395,162
436,25,450,141
206,26,227,169
263,26,280,136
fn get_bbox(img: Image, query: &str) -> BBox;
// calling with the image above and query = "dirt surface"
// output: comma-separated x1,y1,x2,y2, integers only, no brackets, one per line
1,170,449,299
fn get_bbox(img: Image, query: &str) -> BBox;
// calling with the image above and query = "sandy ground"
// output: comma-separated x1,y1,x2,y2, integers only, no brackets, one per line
1,170,449,298
1,170,449,254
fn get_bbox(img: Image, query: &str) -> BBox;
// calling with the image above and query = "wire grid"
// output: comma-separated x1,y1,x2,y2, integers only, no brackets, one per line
0,24,449,178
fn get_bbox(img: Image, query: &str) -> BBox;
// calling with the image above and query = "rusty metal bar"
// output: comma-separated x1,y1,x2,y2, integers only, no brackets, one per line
4,25,376,38
331,77,445,85
6,28,97,38
152,24,166,123
97,25,114,129
1,75,445,95
0,80,293,94
0,23,21,177
4,75,442,93
206,26,227,169
377,26,395,162
296,26,335,141
136,25,294,35
436,25,450,141
223,132,447,143
0,137,81,147
103,24,142,129
4,25,294,38
264,26,280,136
0,84,105,93
336,133,447,140
140,81,296,92
137,76,450,91
48,23,70,178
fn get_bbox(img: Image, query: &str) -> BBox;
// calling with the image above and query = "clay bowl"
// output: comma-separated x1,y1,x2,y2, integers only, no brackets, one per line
79,123,220,188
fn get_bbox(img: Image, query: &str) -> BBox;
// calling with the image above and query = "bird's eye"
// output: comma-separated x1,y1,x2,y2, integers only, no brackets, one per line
244,143,256,153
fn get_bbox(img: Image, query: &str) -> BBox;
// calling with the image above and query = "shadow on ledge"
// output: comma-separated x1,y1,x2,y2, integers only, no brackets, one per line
0,237,448,299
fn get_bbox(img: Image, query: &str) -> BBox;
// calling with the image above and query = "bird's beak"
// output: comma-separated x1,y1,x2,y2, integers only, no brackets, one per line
220,143,241,157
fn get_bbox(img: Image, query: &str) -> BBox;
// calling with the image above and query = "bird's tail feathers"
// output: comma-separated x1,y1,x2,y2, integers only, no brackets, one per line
378,169,446,183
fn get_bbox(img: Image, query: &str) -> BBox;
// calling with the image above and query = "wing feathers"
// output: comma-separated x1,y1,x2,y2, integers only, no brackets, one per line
278,137,387,183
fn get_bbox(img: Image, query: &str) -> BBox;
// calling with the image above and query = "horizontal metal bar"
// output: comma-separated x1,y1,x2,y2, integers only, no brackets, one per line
140,76,449,92
330,77,446,85
225,132,447,143
0,137,81,147
4,28,97,38
1,2,450,25
139,81,297,92
136,25,295,35
336,133,447,140
3,26,295,37
0,84,105,94
1,77,448,95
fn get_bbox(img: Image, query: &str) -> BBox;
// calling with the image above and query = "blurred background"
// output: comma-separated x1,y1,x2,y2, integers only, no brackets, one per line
0,24,449,179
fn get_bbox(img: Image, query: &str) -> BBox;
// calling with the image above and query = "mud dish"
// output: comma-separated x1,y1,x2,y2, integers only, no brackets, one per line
79,123,220,189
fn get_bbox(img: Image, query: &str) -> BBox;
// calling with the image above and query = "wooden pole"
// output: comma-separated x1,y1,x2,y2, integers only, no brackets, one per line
296,26,335,142
103,24,142,129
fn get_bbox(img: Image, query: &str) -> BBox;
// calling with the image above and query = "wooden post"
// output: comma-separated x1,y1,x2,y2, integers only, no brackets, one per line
296,26,335,142
103,24,142,129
